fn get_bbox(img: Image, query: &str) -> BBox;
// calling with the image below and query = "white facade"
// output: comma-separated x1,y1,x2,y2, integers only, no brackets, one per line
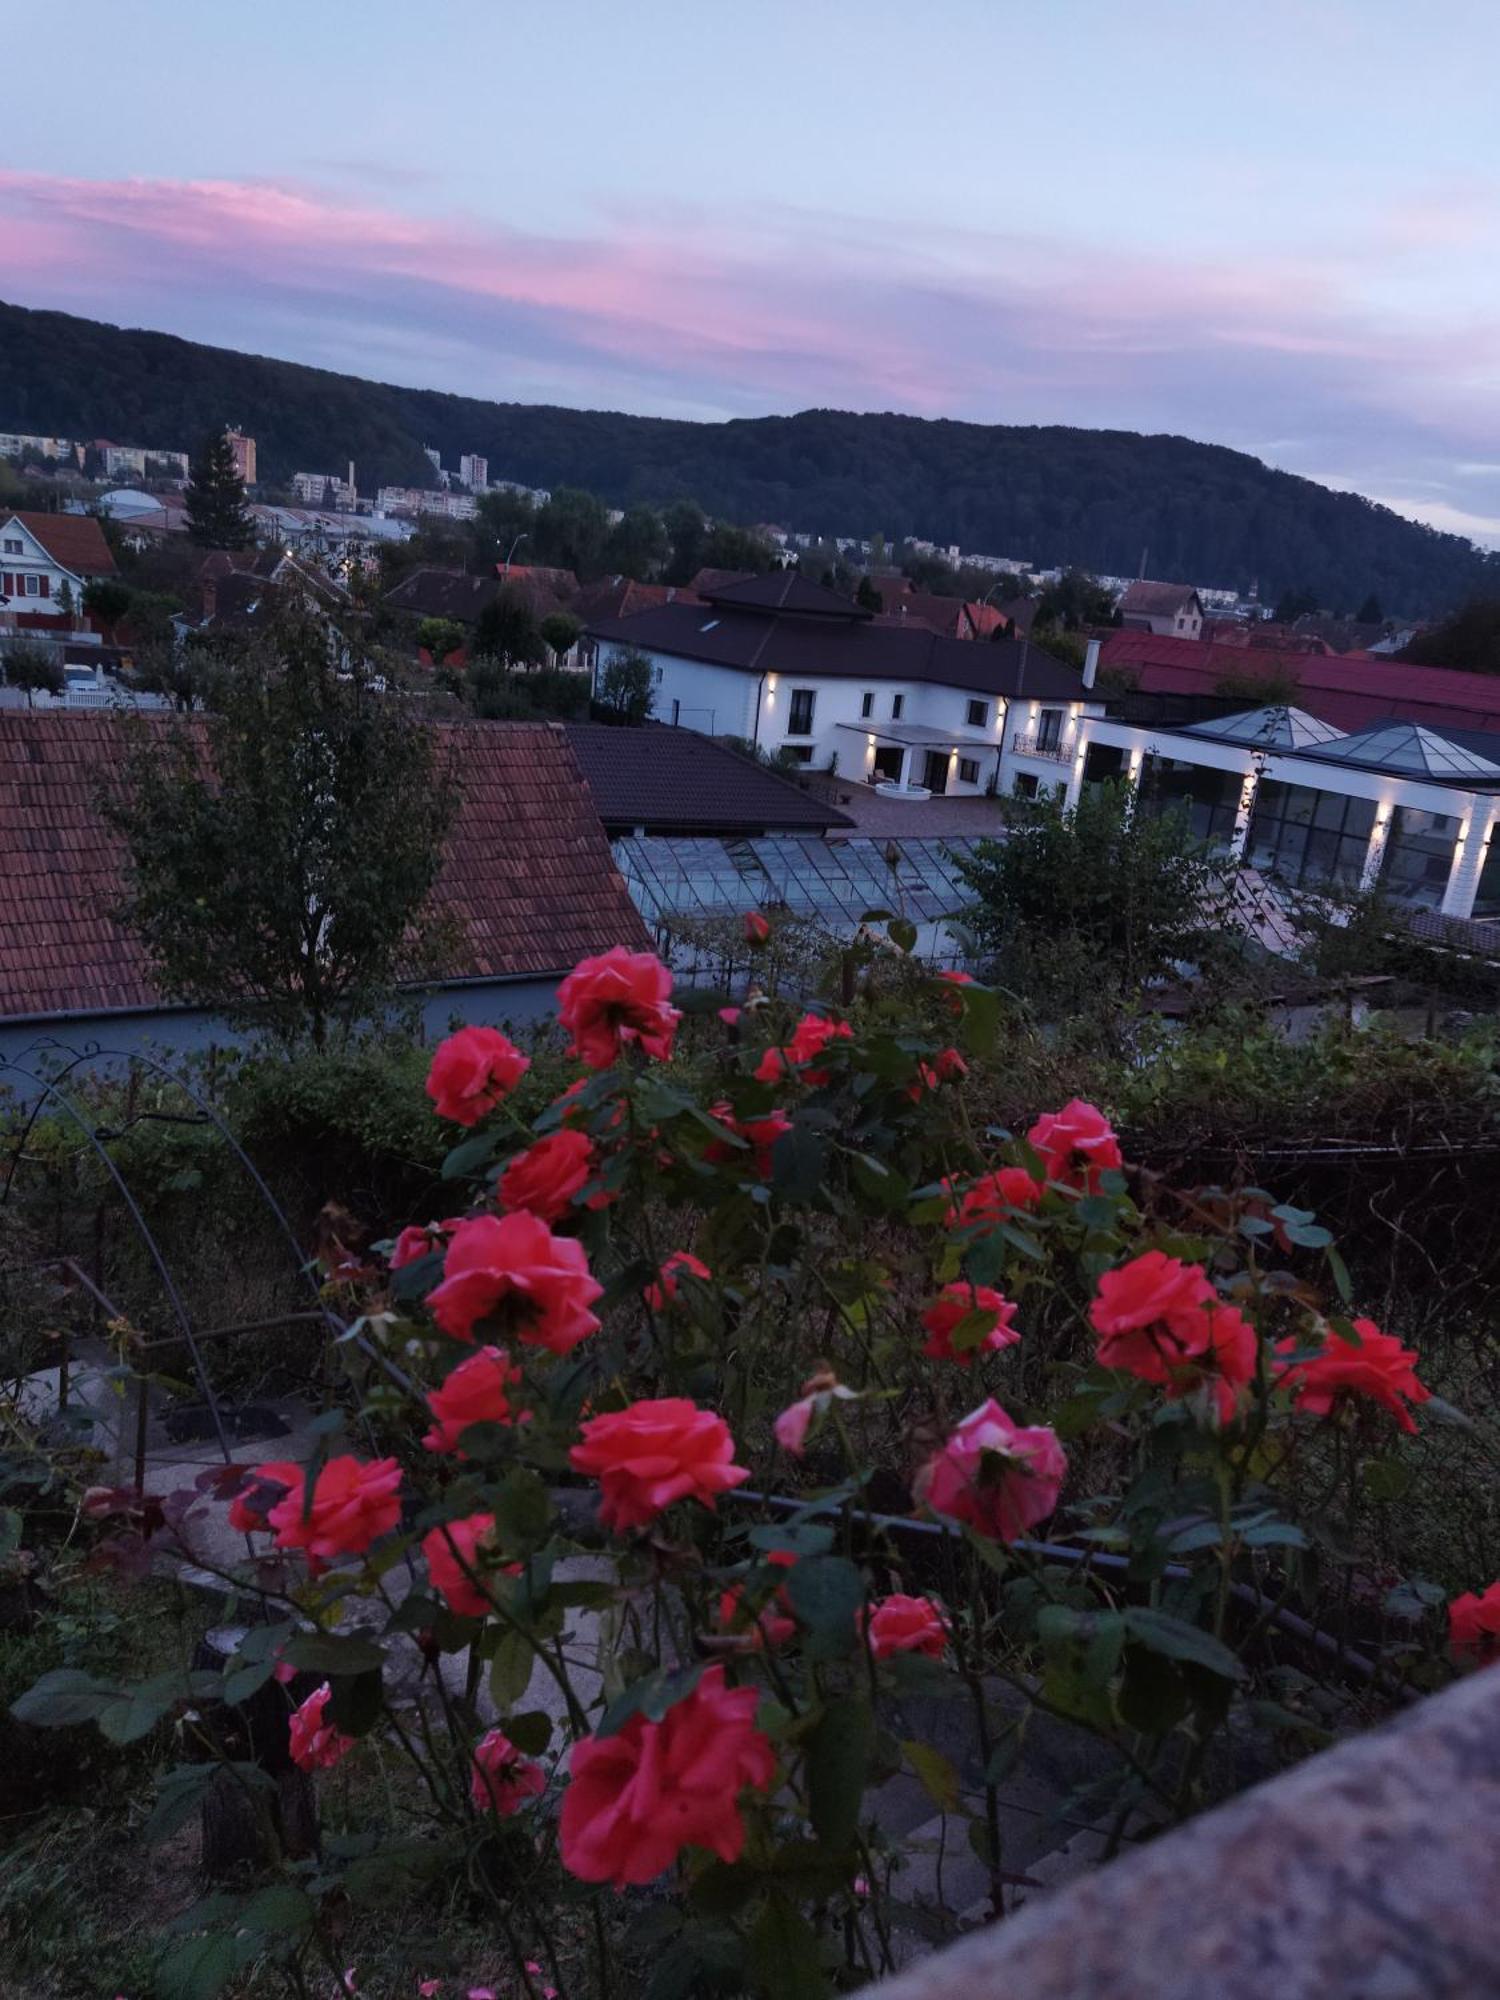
0,433,80,465
0,516,88,617
102,444,189,480
594,639,1101,799
459,453,489,491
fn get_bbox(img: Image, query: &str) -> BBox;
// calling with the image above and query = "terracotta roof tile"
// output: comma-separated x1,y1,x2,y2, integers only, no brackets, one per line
0,713,646,1022
8,510,118,577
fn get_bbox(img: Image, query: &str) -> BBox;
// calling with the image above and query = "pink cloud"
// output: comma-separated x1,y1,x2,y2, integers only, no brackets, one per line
3,169,1500,525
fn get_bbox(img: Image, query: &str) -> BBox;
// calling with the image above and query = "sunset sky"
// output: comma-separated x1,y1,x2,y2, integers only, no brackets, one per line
7,0,1500,539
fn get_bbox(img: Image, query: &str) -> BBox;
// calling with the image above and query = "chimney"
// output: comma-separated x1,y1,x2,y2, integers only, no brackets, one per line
1083,638,1100,690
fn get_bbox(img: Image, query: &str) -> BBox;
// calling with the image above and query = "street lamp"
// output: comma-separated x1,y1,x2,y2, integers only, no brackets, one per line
503,531,528,577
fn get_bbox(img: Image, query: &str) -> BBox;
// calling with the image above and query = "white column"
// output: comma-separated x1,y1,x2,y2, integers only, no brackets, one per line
1440,800,1497,919
1228,762,1261,860
1361,801,1395,890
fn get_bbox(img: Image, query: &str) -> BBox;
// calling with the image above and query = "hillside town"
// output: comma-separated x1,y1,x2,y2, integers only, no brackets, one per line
5,8,1500,1996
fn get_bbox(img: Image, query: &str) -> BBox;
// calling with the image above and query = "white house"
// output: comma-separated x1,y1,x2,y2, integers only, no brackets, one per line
1076,705,1500,922
1118,581,1205,639
586,572,1103,802
0,510,118,627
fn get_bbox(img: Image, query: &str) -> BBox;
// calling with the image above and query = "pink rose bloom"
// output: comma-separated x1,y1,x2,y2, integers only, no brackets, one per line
1450,1580,1500,1665
644,1251,712,1312
920,1283,1021,1364
560,1665,776,1888
557,947,680,1070
1026,1099,1123,1191
1274,1318,1430,1435
569,1397,750,1533
426,1212,603,1352
754,1013,853,1087
423,1512,497,1618
864,1594,948,1660
251,1455,403,1562
718,1550,798,1651
422,1345,524,1455
1091,1252,1257,1419
705,1101,793,1179
743,911,771,945
288,1682,354,1772
497,1127,611,1223
915,1398,1066,1543
425,1026,530,1126
942,1168,1043,1229
470,1727,546,1815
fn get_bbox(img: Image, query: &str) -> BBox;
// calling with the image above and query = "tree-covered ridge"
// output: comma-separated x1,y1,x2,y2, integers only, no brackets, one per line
3,297,1495,614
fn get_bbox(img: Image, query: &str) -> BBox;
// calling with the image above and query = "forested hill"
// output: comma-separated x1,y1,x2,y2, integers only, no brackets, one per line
2,297,1493,614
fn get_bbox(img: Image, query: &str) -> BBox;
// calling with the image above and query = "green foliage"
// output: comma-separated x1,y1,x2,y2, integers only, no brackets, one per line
1,638,64,701
82,577,133,633
415,615,465,663
101,609,460,1047
467,658,590,720
473,586,543,667
540,611,583,663
1402,596,1500,675
956,780,1222,1005
595,644,656,724
1273,585,1320,623
183,430,254,549
1037,569,1116,631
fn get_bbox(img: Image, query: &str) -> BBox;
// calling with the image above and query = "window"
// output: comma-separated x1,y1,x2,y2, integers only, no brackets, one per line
860,691,874,718
966,699,988,728
891,693,905,720
788,687,816,736
1382,806,1459,908
22,574,40,597
1244,781,1375,889
671,698,680,726
1,538,20,555
1037,708,1063,751
1013,772,1040,799
783,744,814,764
958,757,980,785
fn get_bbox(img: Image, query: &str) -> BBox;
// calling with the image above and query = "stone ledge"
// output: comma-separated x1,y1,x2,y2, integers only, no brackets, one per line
874,1667,1500,2000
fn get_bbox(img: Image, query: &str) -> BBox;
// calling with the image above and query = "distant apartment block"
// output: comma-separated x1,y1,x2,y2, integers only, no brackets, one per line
225,430,257,485
459,453,489,491
0,432,82,466
291,464,357,508
423,445,443,477
100,443,190,481
375,485,477,521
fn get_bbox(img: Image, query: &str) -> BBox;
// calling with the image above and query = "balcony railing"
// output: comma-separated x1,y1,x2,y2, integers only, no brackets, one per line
1011,731,1072,763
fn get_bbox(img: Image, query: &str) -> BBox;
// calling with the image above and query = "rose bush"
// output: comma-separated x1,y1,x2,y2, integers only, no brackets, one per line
15,924,1483,2000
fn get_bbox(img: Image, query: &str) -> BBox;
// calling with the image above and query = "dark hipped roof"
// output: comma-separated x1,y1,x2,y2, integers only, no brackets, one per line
1119,580,1201,617
384,567,501,623
8,510,118,577
0,714,646,1021
701,572,872,619
566,723,854,834
588,600,1085,702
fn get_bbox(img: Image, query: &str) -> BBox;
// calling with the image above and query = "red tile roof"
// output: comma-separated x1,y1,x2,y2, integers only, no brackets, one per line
9,510,117,578
0,713,646,1022
1098,630,1500,735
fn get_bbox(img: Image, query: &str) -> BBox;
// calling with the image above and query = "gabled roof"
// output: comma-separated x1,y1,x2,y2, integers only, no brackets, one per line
702,571,870,619
1119,580,1201,617
566,723,853,835
0,714,646,1021
587,602,1086,702
1183,705,1346,750
1306,723,1500,781
688,567,753,596
5,511,117,578
384,567,501,623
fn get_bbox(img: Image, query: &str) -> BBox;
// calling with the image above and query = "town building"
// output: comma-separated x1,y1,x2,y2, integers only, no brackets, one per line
459,453,489,491
585,571,1097,800
290,467,356,508
376,486,477,522
1118,581,1206,639
99,443,190,482
0,715,647,1065
565,723,853,838
224,430,257,485
0,511,117,627
0,433,82,466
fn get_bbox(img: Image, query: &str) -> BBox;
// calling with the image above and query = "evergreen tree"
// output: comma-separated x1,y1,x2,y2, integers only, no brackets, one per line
185,431,255,549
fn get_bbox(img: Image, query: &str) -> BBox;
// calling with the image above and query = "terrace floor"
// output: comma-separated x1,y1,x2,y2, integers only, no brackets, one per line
817,778,1012,839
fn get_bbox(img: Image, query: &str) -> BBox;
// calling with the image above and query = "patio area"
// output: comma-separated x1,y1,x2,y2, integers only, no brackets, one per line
814,776,1013,839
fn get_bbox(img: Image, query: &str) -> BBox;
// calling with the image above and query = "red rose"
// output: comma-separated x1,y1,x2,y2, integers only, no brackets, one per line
915,1398,1066,1543
1450,1581,1500,1665
936,968,973,1016
470,1727,546,1814
864,1594,948,1661
251,1455,402,1562
754,1013,853,1086
557,947,680,1070
718,1549,798,1651
390,1225,433,1270
423,1345,524,1455
569,1397,750,1532
1090,1252,1257,1419
289,1682,354,1772
560,1664,776,1887
1027,1099,1122,1191
425,1026,530,1126
426,1212,603,1352
942,1167,1043,1229
705,1101,793,1178
644,1251,711,1312
498,1129,606,1223
1275,1319,1430,1435
920,1283,1021,1364
743,910,771,945
423,1512,497,1617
